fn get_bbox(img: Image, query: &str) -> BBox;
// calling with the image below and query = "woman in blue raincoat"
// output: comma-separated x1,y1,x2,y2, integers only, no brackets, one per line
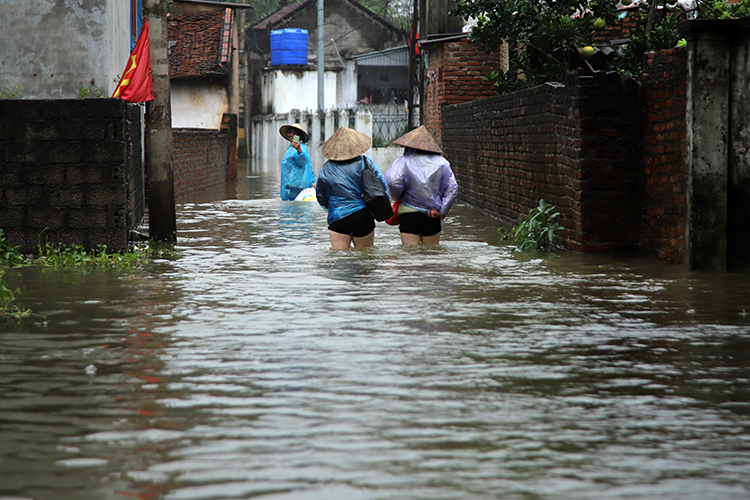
384,126,458,245
316,127,389,250
279,123,315,201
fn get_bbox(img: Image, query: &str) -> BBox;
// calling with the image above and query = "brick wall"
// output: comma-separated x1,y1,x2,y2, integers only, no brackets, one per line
594,8,638,43
0,99,143,254
424,37,505,148
442,70,642,254
640,47,687,263
172,114,238,200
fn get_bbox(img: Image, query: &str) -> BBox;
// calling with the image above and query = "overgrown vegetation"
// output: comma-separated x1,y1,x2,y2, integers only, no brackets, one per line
0,229,27,266
78,87,105,99
451,0,750,93
499,199,564,251
0,230,31,319
1,228,176,321
33,241,147,267
0,270,31,320
1,85,25,99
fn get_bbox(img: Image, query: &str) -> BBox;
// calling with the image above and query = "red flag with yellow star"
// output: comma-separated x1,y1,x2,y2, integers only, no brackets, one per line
112,18,154,102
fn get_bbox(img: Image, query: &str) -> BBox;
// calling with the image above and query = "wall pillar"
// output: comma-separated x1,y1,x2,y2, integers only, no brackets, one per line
679,18,750,271
727,21,750,270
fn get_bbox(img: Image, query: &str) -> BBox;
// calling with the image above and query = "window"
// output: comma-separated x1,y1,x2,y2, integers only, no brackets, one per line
131,0,144,50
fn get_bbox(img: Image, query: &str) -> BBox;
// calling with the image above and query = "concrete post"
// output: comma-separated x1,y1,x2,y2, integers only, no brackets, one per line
727,21,750,270
679,21,731,271
679,18,750,271
144,0,176,244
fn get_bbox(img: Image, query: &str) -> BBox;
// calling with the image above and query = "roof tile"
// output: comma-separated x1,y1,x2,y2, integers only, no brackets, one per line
168,12,229,80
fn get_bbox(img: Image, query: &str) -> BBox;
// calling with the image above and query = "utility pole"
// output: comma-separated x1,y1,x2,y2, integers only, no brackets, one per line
407,0,421,130
317,0,325,112
417,0,426,126
144,0,177,244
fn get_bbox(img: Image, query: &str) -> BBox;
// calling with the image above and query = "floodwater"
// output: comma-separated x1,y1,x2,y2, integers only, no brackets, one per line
1,159,750,500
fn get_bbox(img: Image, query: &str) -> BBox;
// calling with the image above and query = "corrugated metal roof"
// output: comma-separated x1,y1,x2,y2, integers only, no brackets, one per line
349,45,409,66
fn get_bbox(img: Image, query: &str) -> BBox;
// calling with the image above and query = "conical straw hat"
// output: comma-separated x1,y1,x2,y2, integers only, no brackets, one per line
393,125,443,154
322,127,372,161
279,123,310,143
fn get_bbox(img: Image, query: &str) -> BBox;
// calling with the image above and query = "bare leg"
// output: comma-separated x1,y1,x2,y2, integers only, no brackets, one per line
421,232,441,245
329,230,353,250
352,230,375,249
400,233,421,246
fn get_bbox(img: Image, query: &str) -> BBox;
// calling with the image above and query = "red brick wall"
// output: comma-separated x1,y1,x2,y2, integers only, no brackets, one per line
424,37,505,148
640,47,687,263
173,129,233,200
594,9,638,43
427,30,689,261
442,70,642,254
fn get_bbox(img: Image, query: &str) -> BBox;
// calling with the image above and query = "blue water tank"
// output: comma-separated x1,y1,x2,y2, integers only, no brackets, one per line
270,28,309,66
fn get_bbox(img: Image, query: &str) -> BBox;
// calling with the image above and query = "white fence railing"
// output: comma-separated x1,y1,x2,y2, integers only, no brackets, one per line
251,108,403,174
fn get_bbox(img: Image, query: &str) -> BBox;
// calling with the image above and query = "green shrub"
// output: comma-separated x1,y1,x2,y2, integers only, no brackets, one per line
0,270,30,320
0,229,26,266
452,0,750,93
34,239,147,268
500,198,564,251
1,85,24,98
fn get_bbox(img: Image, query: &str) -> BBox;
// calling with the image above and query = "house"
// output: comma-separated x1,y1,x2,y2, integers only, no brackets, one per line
246,0,410,169
168,0,253,199
249,0,406,113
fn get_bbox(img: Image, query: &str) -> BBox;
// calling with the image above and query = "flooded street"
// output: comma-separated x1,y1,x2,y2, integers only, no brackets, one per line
1,159,750,500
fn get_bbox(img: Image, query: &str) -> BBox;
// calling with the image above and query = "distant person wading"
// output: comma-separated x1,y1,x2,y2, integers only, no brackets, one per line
279,123,316,201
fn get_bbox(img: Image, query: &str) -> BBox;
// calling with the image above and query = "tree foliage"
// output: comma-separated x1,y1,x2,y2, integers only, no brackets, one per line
451,0,750,94
451,0,620,92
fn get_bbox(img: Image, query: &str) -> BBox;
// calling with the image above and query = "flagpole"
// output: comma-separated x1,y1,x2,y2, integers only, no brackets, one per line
144,0,176,245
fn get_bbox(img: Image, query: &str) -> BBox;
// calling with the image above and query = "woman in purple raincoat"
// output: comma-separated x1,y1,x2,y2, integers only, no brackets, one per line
384,126,458,245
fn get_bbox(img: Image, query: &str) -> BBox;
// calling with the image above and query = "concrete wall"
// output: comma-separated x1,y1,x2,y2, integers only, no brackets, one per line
0,0,131,99
0,99,144,254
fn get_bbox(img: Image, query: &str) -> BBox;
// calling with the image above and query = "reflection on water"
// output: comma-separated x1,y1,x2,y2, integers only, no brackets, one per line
1,158,749,500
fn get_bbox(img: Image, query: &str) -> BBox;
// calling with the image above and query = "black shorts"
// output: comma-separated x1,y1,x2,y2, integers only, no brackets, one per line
398,212,442,236
328,208,376,237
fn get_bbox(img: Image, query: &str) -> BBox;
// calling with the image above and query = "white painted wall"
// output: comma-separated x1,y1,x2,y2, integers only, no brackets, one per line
171,81,229,129
107,0,133,96
336,60,358,110
262,68,344,114
0,0,130,98
369,146,403,173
